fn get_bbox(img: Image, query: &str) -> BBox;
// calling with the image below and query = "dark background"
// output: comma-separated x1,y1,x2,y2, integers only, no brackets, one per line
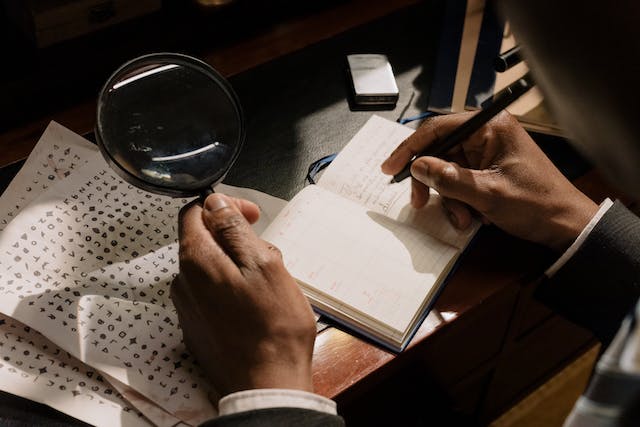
0,1,591,425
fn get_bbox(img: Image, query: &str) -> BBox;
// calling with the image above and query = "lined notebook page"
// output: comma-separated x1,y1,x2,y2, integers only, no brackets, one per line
317,116,413,216
261,185,458,334
318,115,477,249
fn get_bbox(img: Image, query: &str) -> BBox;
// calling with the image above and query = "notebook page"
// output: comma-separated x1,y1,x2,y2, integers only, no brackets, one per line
318,115,476,249
261,185,458,333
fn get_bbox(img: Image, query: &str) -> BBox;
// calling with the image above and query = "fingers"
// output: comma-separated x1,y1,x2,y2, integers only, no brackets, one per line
410,178,430,209
178,193,268,285
410,156,496,213
381,113,473,174
178,194,259,238
441,197,474,230
409,164,475,229
410,166,476,229
179,200,239,283
170,278,199,349
201,194,265,269
232,198,261,225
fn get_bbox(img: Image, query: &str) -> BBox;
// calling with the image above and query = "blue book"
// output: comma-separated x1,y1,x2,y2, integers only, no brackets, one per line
428,0,468,110
429,0,504,111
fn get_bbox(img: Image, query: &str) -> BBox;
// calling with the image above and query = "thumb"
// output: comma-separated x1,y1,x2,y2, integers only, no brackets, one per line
410,156,494,212
202,194,263,267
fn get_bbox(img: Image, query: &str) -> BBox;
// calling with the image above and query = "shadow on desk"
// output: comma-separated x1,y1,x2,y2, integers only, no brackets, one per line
0,389,89,426
225,1,440,200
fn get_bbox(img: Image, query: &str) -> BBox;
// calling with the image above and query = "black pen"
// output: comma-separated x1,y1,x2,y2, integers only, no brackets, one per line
494,45,522,72
391,72,535,183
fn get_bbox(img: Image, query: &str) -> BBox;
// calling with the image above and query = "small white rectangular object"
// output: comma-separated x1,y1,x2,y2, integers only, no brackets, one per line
347,54,399,105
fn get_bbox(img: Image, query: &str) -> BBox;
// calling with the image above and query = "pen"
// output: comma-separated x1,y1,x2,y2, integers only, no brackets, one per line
391,72,535,183
494,45,522,72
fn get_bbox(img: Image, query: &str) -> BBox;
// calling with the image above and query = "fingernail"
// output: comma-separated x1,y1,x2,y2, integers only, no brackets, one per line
205,195,229,212
380,161,390,174
448,212,459,228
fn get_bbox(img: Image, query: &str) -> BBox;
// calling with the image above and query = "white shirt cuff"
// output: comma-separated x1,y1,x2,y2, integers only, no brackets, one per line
545,198,614,277
218,389,337,416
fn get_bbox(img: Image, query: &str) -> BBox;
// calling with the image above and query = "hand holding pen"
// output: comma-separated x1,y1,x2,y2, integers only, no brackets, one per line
380,83,598,252
390,73,535,183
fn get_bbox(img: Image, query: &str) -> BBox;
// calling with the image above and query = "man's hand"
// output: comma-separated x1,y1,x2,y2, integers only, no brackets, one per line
171,194,317,398
382,112,598,252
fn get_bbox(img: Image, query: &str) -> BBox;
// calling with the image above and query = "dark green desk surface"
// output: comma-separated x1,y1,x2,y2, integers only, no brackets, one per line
223,4,439,199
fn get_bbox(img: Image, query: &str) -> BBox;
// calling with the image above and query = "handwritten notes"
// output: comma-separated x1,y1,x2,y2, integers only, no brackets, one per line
261,116,479,350
317,116,413,216
318,115,476,249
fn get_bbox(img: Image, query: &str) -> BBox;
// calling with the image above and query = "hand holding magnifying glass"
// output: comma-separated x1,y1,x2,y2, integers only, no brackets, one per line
96,54,319,400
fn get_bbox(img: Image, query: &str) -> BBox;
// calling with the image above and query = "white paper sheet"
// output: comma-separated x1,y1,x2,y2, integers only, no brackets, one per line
318,115,477,249
102,371,185,427
0,122,153,426
0,122,97,232
0,122,288,425
262,185,458,335
0,313,150,427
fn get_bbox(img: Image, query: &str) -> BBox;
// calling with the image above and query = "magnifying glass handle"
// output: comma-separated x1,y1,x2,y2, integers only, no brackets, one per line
199,187,214,202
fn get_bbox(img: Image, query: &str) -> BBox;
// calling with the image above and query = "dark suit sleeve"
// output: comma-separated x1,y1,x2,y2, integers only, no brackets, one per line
199,408,345,427
535,200,640,346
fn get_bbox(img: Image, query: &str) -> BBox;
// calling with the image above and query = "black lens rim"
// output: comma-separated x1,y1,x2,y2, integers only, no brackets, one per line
95,52,245,197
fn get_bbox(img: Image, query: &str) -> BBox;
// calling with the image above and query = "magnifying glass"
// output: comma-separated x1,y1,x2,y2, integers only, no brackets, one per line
96,53,245,199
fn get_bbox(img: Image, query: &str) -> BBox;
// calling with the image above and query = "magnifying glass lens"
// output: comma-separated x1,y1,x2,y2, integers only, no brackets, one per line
97,54,244,197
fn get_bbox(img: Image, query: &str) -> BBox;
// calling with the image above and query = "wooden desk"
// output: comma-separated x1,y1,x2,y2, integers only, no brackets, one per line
313,173,610,425
0,1,613,425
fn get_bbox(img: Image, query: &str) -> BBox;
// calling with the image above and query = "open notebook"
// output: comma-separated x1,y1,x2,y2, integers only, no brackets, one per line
262,115,479,351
